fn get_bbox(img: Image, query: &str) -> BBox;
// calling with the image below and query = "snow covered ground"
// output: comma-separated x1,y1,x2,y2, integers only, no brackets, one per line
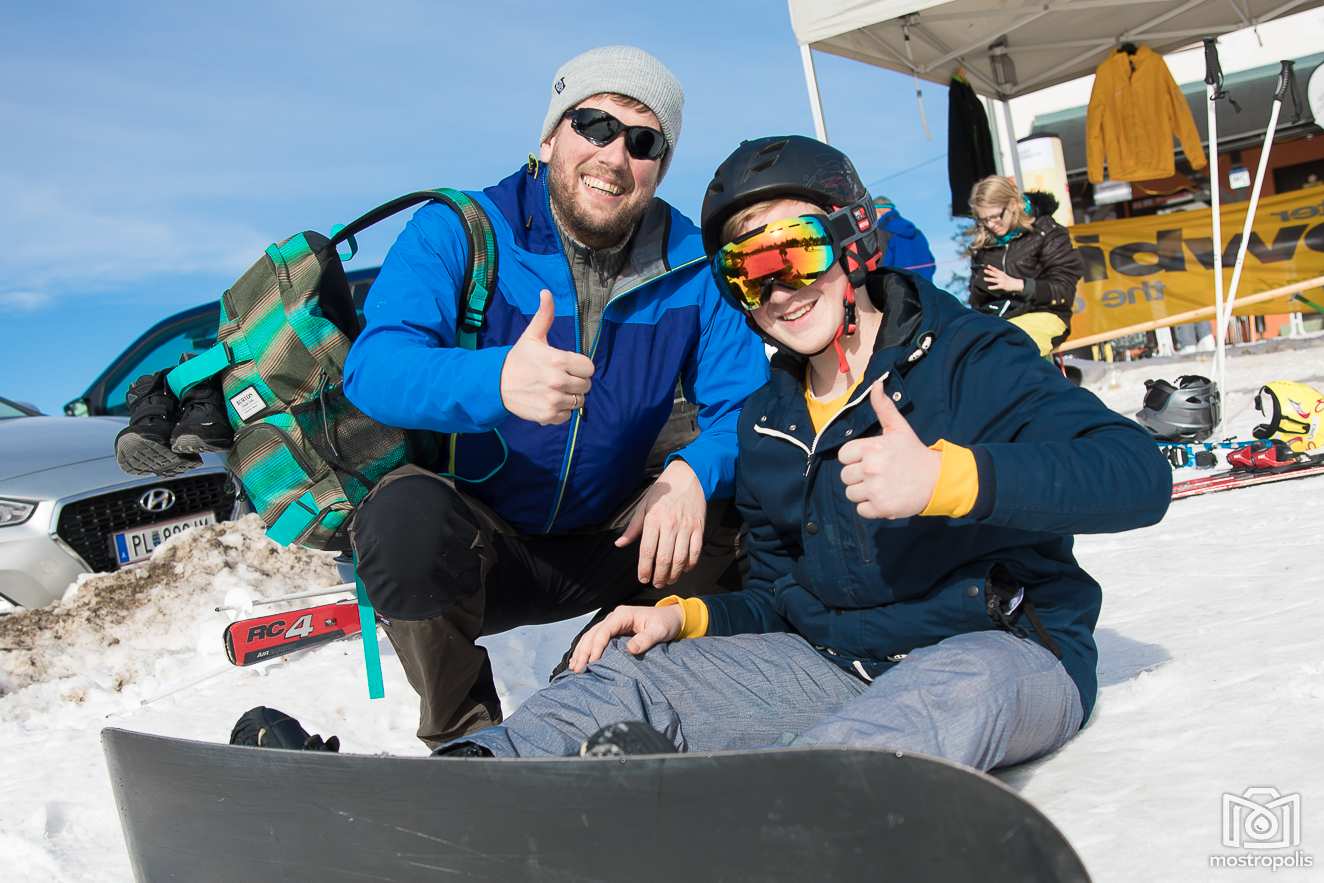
1,340,1322,881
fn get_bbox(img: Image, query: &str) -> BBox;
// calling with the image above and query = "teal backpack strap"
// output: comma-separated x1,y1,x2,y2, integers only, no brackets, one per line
352,556,385,700
330,188,496,701
165,342,233,398
331,186,497,698
326,188,497,349
427,188,498,350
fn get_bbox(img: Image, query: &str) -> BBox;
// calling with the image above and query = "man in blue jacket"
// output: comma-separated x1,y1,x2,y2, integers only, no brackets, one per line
343,47,767,747
431,137,1170,768
875,196,937,280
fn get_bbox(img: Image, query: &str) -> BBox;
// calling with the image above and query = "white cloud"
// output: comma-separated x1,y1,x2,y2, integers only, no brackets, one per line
0,291,52,312
0,175,271,292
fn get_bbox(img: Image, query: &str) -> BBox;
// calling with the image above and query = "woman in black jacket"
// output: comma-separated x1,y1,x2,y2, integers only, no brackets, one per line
968,176,1084,355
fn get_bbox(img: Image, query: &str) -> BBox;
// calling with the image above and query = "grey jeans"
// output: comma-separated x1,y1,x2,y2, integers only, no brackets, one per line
458,629,1084,772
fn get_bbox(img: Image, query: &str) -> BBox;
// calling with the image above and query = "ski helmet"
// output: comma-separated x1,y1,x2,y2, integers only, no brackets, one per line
700,136,884,371
1134,375,1220,442
1252,380,1324,452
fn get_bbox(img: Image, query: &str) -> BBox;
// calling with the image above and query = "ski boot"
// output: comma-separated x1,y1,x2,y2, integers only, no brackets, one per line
1226,440,1297,472
171,377,234,454
230,706,340,752
579,721,677,757
114,370,201,476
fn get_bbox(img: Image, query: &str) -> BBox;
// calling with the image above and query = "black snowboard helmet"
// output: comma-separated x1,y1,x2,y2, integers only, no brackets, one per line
701,136,883,278
1135,375,1220,442
700,136,883,369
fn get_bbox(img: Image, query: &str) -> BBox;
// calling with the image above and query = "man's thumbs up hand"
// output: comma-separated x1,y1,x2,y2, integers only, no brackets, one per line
838,383,942,519
521,288,556,342
500,289,596,425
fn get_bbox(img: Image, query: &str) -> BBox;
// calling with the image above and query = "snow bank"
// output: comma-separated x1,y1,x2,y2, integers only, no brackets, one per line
0,516,339,696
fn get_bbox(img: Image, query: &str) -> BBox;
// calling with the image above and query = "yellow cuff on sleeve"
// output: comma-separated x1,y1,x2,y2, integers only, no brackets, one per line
919,439,979,518
656,595,710,639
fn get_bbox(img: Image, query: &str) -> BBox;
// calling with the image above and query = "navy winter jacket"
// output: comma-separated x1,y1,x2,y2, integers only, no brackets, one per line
344,165,769,533
704,270,1171,723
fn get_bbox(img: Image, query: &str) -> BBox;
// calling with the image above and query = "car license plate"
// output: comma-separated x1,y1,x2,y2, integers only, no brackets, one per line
112,512,216,566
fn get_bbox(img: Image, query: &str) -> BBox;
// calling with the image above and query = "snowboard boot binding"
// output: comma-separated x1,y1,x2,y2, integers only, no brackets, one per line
171,377,234,454
114,370,201,476
579,721,677,757
230,706,340,752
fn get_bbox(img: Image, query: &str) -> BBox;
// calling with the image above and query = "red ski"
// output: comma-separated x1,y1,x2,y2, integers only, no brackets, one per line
1172,451,1324,500
223,600,363,666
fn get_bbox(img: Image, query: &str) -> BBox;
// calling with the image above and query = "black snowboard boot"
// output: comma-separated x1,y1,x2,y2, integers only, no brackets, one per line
115,371,201,476
171,377,234,454
579,721,677,757
230,706,340,752
431,741,494,758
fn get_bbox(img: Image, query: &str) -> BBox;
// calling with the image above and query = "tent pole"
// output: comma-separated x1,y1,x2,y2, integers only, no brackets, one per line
800,44,830,143
984,95,1006,176
999,99,1024,187
1220,62,1296,339
1204,38,1227,436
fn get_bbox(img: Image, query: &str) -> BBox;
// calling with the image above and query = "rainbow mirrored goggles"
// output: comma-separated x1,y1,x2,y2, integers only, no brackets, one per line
712,214,838,312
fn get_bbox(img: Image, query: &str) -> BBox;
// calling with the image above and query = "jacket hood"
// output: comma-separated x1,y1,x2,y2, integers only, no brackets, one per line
880,209,922,240
1025,190,1059,219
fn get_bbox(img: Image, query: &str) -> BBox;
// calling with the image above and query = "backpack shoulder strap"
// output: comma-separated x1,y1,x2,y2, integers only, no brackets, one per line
427,188,498,351
333,188,497,350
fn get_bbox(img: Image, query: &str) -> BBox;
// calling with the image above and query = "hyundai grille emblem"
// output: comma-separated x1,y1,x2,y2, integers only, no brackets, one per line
139,488,176,513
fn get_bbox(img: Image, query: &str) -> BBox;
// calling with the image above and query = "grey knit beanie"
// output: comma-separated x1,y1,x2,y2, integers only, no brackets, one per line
540,46,684,177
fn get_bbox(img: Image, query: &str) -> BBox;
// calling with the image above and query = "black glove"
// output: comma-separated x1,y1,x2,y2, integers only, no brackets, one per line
229,706,340,752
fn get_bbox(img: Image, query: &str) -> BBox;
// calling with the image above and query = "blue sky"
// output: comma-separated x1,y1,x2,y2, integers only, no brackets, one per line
1,0,970,414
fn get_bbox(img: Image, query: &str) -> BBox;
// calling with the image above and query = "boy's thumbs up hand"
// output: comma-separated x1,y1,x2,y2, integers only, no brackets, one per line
838,383,942,519
500,290,596,425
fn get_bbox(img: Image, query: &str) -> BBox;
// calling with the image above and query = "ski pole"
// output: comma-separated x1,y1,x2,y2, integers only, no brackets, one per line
1219,61,1300,345
1204,37,1228,436
112,663,236,715
213,582,355,613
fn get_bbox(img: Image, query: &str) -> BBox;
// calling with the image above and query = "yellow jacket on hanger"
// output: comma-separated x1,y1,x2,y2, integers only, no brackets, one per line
1086,45,1207,183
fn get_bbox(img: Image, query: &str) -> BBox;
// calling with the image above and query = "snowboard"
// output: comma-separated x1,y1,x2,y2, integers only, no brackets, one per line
102,727,1089,882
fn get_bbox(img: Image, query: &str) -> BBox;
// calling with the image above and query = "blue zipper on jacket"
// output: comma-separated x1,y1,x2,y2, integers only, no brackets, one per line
542,182,584,533
540,246,707,533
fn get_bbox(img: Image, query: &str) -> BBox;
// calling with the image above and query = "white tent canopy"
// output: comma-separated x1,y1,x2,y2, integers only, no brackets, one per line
789,0,1324,430
788,0,1321,102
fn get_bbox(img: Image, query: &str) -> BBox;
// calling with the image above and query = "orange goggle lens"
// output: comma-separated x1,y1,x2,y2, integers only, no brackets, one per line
713,215,836,311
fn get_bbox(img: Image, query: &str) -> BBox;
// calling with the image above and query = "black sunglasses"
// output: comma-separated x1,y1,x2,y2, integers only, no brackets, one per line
564,108,667,161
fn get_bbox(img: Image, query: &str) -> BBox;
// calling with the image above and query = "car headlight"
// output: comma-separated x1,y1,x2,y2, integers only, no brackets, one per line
0,498,36,527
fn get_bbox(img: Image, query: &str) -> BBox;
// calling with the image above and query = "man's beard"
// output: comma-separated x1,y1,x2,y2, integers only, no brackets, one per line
547,162,650,251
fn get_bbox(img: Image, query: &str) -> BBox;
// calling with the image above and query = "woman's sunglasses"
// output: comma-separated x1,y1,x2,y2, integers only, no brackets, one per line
712,215,837,312
564,108,667,161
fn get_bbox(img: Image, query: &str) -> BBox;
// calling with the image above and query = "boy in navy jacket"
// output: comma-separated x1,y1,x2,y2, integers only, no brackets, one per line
435,137,1170,769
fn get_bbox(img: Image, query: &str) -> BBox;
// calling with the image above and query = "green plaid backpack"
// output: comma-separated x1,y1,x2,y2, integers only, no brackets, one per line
166,190,497,551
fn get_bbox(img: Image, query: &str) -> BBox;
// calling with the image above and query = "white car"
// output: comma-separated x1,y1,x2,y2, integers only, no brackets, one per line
0,396,239,608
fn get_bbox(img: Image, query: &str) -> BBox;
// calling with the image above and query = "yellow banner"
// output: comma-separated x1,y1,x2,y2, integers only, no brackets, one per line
1067,184,1324,339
